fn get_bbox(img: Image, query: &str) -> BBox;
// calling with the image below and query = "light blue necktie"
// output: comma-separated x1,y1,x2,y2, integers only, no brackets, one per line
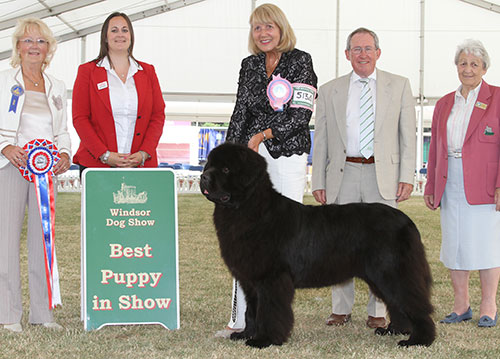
359,78,374,158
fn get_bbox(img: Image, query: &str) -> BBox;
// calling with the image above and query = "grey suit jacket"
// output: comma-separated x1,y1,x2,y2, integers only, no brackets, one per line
311,69,416,201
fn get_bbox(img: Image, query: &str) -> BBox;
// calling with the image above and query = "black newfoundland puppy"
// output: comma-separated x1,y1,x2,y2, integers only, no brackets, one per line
200,143,435,349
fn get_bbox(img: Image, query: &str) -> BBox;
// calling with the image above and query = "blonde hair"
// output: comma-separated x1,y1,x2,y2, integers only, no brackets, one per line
10,17,57,70
248,3,296,55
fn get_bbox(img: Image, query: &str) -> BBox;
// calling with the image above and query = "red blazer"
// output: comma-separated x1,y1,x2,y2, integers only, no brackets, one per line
424,81,500,207
72,60,165,167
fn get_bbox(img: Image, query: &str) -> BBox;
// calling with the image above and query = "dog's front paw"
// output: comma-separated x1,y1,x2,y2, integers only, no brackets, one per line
397,339,411,347
245,337,277,349
375,323,410,336
397,337,432,347
230,330,251,341
375,327,391,336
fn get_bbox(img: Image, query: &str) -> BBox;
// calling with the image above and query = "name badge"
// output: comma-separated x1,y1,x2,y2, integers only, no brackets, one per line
290,83,316,111
475,101,487,110
97,81,108,90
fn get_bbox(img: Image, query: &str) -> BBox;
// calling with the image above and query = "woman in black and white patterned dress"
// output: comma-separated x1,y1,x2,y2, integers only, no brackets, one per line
216,3,317,338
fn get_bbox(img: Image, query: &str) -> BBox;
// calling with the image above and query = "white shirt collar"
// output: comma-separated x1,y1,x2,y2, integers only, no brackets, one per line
455,81,482,102
351,69,377,84
97,56,142,74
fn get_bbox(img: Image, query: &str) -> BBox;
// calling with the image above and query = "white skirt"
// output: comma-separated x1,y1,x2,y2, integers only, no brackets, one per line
440,157,500,270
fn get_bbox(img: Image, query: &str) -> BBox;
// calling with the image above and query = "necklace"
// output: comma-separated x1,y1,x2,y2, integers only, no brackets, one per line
271,55,280,67
266,54,280,76
267,55,280,68
114,69,127,80
23,72,42,87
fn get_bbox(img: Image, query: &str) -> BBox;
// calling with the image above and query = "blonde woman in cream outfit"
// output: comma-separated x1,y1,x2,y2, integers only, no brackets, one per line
0,18,71,333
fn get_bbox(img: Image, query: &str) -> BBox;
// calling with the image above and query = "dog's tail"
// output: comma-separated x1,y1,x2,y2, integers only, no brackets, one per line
396,220,436,346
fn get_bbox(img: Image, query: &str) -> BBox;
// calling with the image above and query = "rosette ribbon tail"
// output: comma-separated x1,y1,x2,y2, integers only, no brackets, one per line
34,172,61,309
20,139,62,309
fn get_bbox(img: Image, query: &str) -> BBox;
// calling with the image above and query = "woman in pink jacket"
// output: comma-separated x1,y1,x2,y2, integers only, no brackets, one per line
424,39,500,327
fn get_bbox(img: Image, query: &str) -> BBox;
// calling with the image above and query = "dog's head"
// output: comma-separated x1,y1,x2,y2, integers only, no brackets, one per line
200,143,269,208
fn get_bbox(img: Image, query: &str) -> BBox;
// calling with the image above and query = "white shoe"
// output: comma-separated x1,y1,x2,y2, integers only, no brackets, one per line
42,322,63,330
214,326,243,338
3,323,22,333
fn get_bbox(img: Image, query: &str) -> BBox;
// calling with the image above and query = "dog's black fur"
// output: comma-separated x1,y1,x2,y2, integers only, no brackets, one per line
201,143,435,349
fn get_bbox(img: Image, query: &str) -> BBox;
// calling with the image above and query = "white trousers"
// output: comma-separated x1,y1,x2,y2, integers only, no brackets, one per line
227,144,307,329
330,162,393,318
0,164,55,324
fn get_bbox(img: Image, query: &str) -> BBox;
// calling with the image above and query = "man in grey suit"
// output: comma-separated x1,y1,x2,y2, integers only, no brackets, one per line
311,27,416,329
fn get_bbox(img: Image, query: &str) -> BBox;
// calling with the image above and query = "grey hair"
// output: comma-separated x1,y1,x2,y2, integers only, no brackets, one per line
454,39,490,70
346,27,379,50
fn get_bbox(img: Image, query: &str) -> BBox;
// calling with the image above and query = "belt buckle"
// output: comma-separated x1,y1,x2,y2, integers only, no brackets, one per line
451,151,462,158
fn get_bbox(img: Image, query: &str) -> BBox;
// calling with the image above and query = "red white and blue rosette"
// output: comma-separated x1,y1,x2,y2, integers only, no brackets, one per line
266,74,293,112
18,139,61,309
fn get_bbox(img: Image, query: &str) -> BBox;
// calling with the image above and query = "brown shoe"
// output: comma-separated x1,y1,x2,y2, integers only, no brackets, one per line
326,313,351,326
366,316,387,329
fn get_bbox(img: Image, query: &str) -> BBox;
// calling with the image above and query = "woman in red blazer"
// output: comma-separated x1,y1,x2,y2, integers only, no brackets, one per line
424,40,500,327
72,12,165,171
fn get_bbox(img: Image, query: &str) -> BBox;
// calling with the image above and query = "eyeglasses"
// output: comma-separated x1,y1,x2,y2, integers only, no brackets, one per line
350,46,375,55
20,38,48,46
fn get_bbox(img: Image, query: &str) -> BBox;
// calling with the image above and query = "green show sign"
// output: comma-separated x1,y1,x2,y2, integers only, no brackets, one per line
82,169,179,330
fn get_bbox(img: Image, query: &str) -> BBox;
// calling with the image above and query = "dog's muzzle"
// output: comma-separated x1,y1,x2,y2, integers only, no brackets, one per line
200,171,231,204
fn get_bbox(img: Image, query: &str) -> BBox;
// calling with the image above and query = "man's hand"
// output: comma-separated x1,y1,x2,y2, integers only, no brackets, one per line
312,189,327,205
396,182,413,203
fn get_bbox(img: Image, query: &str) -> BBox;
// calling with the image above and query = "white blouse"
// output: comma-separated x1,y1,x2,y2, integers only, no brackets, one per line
447,82,481,155
97,57,141,154
17,90,53,147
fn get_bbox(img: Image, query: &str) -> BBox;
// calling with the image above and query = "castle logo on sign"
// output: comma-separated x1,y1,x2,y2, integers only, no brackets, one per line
113,182,148,204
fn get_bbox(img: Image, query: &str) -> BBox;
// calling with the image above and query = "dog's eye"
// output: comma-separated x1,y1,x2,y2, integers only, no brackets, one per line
222,167,229,174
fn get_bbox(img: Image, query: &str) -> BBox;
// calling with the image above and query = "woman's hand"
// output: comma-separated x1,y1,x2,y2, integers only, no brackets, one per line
106,152,148,168
248,132,264,153
1,145,27,168
423,194,436,210
106,152,130,167
248,130,273,153
123,152,147,168
53,153,71,175
495,188,500,211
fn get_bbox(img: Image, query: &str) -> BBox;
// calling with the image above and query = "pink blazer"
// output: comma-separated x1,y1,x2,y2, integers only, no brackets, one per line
424,81,500,207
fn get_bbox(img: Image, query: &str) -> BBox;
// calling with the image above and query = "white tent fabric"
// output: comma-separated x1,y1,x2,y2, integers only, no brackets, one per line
0,0,499,168
0,0,499,97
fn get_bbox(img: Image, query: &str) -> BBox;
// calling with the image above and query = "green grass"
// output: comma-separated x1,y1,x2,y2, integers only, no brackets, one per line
2,193,499,359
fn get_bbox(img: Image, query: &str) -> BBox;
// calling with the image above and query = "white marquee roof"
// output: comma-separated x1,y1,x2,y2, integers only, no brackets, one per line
1,0,500,168
0,0,206,60
0,0,499,115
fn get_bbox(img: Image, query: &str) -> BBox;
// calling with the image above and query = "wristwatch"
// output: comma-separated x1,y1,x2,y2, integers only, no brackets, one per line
100,150,110,164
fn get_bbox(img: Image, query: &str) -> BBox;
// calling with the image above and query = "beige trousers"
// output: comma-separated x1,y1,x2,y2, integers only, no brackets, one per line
0,164,54,324
331,162,395,318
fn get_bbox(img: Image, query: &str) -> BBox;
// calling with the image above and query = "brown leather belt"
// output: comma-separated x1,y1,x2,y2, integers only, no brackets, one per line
345,156,375,164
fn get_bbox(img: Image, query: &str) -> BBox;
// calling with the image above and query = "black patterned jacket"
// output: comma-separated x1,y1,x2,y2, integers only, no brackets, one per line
226,48,317,159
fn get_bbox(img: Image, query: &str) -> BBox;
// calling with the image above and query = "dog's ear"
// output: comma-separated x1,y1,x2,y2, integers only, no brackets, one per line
239,146,271,190
248,147,268,173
